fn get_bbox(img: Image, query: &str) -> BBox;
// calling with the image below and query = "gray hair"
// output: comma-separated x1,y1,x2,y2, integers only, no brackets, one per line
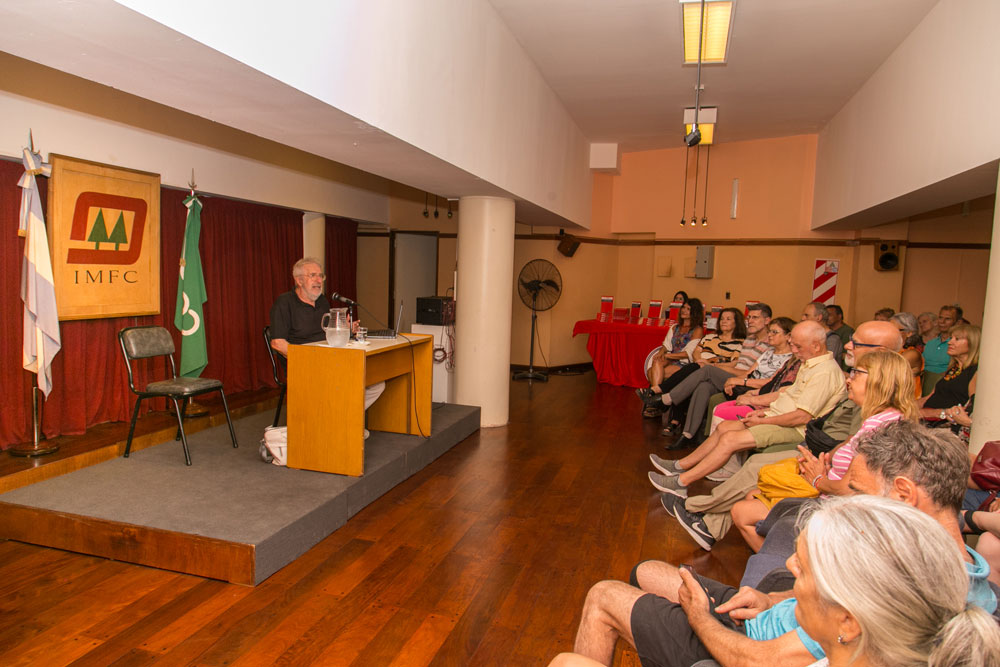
292,257,324,279
747,302,772,319
890,311,918,336
807,301,828,320
853,420,968,511
803,496,1000,666
918,311,937,322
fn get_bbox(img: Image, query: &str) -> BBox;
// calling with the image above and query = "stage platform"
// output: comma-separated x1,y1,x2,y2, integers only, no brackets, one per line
0,403,480,585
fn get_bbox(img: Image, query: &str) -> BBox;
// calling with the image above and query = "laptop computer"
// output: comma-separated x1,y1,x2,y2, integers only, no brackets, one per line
367,303,404,339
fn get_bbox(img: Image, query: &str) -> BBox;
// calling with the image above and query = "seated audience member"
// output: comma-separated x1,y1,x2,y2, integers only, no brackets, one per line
770,497,1000,667
965,496,1000,588
742,418,1000,593
824,304,852,347
644,298,704,398
660,320,903,550
640,303,772,445
919,322,978,430
710,317,798,433
270,257,385,420
873,307,895,321
921,304,961,395
648,321,844,496
641,308,747,438
567,421,1000,667
801,302,843,366
917,310,939,344
730,349,919,551
890,311,924,397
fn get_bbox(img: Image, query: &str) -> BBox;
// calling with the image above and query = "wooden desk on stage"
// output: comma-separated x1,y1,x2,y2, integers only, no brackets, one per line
286,334,432,476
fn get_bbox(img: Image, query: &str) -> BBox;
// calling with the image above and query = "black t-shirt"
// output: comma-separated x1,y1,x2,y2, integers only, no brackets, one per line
269,291,330,346
926,364,978,409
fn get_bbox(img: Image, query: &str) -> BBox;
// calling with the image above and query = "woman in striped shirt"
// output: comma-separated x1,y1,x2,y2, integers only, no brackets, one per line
731,349,919,551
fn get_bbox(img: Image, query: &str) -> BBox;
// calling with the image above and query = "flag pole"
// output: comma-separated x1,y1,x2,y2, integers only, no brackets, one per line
8,136,61,456
10,381,59,457
181,172,209,417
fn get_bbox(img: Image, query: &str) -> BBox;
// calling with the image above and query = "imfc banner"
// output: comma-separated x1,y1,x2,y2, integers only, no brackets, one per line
48,155,160,320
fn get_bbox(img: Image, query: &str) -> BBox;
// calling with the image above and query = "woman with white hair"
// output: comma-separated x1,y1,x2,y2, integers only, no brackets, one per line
783,496,1000,666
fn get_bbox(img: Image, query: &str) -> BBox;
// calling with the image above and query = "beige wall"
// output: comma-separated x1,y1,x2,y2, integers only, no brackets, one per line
359,139,993,369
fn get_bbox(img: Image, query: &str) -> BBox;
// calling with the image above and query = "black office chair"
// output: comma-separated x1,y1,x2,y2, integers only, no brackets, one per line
119,326,238,465
262,326,286,427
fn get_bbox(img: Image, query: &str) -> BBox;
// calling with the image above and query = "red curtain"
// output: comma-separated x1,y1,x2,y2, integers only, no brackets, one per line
0,158,303,448
325,215,357,303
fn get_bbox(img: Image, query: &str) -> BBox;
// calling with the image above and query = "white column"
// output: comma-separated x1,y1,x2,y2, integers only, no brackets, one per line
302,212,325,267
969,170,1000,456
454,196,516,427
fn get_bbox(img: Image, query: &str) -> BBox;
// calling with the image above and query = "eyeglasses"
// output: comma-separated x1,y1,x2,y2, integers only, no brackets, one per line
303,272,326,280
849,337,881,349
849,369,868,378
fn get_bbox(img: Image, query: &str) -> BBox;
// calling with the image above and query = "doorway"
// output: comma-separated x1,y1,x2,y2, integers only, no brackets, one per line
390,232,438,332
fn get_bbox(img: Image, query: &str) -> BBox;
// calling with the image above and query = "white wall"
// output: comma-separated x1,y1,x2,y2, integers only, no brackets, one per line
812,0,1000,228
118,0,593,229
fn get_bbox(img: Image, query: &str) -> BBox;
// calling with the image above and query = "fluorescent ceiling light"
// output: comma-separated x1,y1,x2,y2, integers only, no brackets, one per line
681,1,734,64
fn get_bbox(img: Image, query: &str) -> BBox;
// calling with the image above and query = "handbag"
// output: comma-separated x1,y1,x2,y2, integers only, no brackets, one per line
803,401,847,457
971,440,1000,491
754,458,819,509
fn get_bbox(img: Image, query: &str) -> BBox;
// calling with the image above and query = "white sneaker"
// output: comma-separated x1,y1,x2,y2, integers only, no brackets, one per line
706,451,747,482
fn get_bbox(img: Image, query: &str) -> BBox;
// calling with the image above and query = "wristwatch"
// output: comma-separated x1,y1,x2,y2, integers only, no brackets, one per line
939,410,948,420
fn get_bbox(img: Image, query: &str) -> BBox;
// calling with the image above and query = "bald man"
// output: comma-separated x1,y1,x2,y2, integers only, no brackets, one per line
649,321,846,496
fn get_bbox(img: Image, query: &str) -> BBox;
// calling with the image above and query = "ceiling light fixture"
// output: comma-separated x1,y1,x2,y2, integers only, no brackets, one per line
680,0,734,65
684,107,717,145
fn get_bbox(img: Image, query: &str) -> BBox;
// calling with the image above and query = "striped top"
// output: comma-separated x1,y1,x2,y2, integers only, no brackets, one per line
827,408,903,482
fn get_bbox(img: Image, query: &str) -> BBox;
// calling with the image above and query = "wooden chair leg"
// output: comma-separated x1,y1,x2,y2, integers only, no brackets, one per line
124,397,143,458
219,391,239,448
272,385,286,428
170,398,193,466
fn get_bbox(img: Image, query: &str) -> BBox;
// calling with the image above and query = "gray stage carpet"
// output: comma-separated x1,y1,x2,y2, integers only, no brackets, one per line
0,403,480,584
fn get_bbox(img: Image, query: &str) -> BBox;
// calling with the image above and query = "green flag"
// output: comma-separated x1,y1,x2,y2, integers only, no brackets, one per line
174,195,208,377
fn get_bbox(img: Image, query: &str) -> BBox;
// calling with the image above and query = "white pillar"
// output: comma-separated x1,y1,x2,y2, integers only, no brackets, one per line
302,212,325,267
969,171,1000,456
454,196,516,427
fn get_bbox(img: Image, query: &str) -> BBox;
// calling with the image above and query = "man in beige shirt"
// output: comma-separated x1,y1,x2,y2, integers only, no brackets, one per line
648,320,845,498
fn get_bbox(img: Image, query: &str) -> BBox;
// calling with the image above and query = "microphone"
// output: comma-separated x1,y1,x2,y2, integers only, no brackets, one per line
331,292,357,306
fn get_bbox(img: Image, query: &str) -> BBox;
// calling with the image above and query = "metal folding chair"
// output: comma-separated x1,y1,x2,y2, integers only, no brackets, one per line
119,326,238,465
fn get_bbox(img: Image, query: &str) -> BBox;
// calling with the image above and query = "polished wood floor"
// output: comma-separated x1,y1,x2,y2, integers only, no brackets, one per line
0,372,751,665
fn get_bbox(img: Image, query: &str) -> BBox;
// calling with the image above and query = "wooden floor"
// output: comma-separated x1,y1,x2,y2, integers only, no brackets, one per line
0,372,751,666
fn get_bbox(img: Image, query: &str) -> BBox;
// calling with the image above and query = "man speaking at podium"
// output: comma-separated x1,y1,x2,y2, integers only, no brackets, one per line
269,257,384,430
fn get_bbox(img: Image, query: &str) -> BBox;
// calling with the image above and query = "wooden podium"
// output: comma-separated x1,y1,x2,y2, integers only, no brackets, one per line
286,334,433,476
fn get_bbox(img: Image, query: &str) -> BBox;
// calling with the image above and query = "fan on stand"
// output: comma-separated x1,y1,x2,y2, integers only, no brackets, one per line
513,259,562,382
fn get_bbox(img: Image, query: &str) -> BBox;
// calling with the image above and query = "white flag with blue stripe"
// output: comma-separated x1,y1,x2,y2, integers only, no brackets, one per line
19,147,61,397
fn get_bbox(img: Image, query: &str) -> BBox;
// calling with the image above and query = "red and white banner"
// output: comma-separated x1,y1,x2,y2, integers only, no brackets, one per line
813,259,839,304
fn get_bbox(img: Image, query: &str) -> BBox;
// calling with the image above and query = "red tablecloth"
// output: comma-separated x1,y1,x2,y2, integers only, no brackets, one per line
573,319,671,388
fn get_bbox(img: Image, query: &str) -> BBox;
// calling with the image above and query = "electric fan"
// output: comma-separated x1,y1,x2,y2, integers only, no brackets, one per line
513,259,562,382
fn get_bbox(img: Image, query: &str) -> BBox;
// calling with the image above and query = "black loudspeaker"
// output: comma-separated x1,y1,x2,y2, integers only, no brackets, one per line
874,241,901,271
416,296,455,325
557,235,580,257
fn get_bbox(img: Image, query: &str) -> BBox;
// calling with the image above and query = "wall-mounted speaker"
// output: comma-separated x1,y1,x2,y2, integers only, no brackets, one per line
874,241,901,271
557,235,580,257
695,245,715,278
